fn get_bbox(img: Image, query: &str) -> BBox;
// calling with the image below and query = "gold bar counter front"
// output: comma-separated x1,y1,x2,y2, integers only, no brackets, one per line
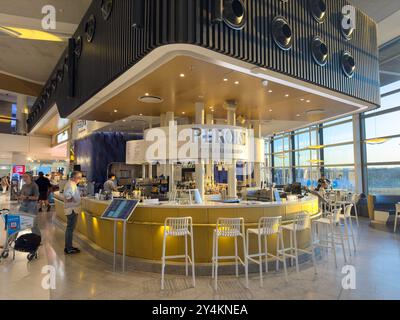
54,194,319,264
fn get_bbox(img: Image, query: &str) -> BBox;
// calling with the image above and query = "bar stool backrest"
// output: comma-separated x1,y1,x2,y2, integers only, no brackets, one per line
331,208,342,224
164,217,192,236
351,193,360,203
216,218,244,237
344,204,353,218
294,212,310,231
259,216,282,235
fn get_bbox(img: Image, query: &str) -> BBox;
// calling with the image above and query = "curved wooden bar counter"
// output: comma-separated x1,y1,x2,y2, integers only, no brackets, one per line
54,193,319,266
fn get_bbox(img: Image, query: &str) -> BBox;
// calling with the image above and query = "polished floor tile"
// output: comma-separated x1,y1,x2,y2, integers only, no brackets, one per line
1,193,399,300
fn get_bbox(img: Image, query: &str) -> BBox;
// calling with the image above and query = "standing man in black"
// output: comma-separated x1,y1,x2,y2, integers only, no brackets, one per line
36,172,52,212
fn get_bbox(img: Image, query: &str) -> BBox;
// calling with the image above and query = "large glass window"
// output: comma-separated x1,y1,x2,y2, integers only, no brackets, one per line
323,121,353,145
367,165,400,195
324,144,354,166
362,78,400,195
324,166,356,191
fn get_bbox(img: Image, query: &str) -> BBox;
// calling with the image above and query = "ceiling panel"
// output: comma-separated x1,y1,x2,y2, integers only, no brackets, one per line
349,0,400,22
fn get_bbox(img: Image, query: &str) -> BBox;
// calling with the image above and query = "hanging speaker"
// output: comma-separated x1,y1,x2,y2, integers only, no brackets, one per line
211,0,246,30
309,0,327,23
311,36,328,66
272,16,293,50
341,51,356,78
68,38,76,97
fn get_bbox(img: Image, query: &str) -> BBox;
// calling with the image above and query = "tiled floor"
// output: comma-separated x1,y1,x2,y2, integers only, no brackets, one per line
1,193,399,300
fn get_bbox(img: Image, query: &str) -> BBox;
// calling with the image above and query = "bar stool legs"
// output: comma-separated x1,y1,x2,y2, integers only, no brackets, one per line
161,217,195,290
246,217,288,287
212,218,247,291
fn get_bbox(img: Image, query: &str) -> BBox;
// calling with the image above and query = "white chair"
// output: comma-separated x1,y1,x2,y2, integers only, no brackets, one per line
313,208,347,267
245,216,288,287
281,212,317,274
161,217,195,290
339,204,357,254
336,193,361,227
212,218,247,290
394,204,400,233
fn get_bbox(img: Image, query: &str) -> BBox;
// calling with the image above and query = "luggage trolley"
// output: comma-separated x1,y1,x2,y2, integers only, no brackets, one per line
0,209,41,261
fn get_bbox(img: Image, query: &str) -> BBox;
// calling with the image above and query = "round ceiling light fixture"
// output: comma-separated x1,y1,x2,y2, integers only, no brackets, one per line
311,36,328,66
138,95,164,104
306,109,325,116
272,16,293,51
341,51,356,78
222,0,247,30
309,0,327,23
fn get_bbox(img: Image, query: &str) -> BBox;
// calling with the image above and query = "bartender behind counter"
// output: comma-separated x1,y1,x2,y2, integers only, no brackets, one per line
103,174,119,193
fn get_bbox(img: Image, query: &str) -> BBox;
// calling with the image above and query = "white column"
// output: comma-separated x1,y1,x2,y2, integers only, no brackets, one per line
142,164,146,179
353,114,363,193
165,112,175,192
253,121,263,189
225,102,237,198
195,102,205,124
205,113,214,185
16,95,28,135
194,102,205,199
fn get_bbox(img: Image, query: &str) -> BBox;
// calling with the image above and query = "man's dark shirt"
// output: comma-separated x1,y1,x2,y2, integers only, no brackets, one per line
36,176,52,193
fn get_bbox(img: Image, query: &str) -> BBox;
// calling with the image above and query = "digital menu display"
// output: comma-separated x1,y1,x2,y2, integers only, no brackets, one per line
101,199,139,221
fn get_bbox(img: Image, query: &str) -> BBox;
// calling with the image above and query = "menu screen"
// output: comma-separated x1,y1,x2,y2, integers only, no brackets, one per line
101,199,139,221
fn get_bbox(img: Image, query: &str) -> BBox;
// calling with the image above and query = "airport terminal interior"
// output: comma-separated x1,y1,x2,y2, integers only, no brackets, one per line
0,0,400,301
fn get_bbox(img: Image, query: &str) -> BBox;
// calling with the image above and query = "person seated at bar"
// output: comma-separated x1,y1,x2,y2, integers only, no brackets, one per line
103,174,119,193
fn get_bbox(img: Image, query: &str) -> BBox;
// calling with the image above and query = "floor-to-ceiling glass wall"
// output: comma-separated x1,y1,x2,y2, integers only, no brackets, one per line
362,80,400,195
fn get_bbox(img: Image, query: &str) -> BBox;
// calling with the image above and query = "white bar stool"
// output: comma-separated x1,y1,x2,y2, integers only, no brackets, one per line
245,216,288,287
212,218,247,290
338,204,357,255
313,208,347,267
281,212,317,274
161,217,195,290
395,204,400,233
336,194,361,227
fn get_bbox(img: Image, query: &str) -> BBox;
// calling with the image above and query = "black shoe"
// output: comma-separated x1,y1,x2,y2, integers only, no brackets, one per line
38,208,42,212
47,205,51,212
71,247,81,253
64,248,80,255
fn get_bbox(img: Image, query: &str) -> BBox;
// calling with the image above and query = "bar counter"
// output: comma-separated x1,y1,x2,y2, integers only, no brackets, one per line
54,193,320,264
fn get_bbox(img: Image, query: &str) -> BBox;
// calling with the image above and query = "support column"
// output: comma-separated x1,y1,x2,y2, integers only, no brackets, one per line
205,113,214,185
142,164,146,179
247,123,253,187
225,101,237,198
165,112,175,192
253,121,263,189
195,102,205,199
353,114,363,194
16,95,28,135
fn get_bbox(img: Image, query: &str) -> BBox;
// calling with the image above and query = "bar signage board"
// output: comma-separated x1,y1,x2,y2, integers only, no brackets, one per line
101,199,139,221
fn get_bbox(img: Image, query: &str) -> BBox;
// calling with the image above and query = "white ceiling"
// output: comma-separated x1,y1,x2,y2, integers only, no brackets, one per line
0,0,91,84
349,0,400,22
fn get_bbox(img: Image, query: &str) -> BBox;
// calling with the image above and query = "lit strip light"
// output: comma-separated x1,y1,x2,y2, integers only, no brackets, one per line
365,138,390,145
0,26,64,42
308,145,325,150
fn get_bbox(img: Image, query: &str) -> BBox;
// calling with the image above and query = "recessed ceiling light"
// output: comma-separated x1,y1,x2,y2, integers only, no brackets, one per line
223,78,228,82
306,100,311,103
122,119,126,122
269,109,273,112
268,90,273,93
114,109,118,113
182,112,186,115
234,81,239,85
300,98,305,101
285,94,289,97
180,73,185,78
139,114,143,116
145,93,150,96
296,114,301,117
